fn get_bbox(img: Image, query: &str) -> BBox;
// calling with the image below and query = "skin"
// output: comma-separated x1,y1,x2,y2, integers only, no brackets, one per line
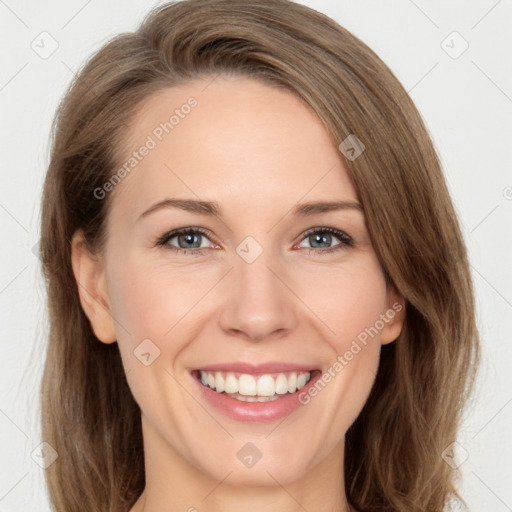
71,75,405,512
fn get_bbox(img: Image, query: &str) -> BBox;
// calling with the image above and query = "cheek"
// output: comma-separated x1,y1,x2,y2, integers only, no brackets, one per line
105,260,201,427
105,257,224,412
294,255,388,350
293,256,387,418
107,257,210,343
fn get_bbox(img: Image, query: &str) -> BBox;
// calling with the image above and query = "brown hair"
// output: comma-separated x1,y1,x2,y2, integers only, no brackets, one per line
39,0,479,510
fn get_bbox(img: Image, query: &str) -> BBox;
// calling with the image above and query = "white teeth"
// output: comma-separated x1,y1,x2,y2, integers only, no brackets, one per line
230,393,280,402
238,374,257,396
198,370,312,398
275,373,289,394
224,373,238,393
287,373,297,393
257,374,276,396
214,372,224,393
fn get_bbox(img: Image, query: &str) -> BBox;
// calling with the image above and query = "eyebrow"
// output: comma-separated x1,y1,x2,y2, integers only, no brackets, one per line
137,198,363,221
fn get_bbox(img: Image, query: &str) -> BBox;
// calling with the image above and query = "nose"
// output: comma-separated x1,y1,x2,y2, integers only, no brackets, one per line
217,249,298,343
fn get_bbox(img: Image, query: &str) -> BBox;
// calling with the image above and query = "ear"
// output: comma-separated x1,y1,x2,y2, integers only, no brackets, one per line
71,229,117,344
380,284,406,346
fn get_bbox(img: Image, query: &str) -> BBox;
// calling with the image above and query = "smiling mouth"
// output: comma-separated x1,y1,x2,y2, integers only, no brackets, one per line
192,369,320,402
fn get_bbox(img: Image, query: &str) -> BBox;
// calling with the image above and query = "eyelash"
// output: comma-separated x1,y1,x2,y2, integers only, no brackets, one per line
155,226,354,256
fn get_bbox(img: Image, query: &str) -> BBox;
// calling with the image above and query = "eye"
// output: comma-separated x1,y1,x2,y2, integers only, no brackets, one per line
296,227,354,255
155,226,354,256
156,227,215,255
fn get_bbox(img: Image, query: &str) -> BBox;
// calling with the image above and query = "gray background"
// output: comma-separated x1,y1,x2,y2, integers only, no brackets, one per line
0,0,511,510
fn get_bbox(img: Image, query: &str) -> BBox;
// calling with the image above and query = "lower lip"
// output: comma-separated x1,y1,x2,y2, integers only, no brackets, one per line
192,370,321,423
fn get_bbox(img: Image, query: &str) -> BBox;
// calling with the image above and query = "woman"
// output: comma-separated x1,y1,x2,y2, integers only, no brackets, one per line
39,0,479,510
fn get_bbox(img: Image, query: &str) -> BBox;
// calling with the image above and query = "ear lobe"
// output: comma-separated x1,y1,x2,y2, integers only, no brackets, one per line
71,229,117,344
380,285,406,346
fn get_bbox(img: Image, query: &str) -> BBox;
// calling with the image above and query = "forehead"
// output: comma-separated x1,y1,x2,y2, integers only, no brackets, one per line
110,75,358,223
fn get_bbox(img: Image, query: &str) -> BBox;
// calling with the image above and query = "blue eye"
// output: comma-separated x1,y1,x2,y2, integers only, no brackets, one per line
156,227,213,255
156,226,353,256
298,227,354,255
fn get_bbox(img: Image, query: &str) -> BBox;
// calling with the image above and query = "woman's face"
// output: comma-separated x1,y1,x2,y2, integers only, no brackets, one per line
76,75,404,488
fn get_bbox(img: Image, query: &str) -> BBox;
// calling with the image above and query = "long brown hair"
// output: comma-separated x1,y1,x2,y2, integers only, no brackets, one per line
39,1,479,510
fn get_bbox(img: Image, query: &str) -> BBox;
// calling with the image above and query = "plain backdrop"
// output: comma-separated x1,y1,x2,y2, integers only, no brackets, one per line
1,1,511,510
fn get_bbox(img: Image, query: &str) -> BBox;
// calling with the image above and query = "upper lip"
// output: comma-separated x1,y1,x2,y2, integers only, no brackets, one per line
193,362,318,374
